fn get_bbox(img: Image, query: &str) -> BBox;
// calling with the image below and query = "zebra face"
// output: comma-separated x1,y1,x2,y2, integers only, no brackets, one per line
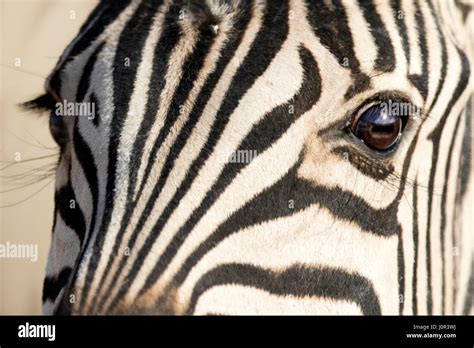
28,0,473,315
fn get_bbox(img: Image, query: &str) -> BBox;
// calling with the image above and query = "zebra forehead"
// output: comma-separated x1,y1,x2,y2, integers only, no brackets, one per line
45,0,239,97
45,0,470,105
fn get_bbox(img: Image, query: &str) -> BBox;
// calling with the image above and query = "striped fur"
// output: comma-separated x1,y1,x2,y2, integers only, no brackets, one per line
39,0,473,315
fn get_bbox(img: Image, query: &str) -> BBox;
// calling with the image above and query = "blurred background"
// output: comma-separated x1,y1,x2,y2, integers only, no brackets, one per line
0,0,98,314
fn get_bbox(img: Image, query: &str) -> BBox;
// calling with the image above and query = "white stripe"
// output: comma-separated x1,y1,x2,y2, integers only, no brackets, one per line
193,285,362,315
173,206,398,315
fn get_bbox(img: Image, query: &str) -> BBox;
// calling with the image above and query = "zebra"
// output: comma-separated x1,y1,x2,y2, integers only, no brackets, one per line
23,0,473,315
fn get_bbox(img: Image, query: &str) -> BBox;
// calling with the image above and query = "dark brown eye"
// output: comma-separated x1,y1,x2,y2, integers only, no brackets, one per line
350,104,403,152
49,110,68,147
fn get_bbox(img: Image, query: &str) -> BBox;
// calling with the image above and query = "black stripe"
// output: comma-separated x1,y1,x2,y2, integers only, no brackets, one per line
76,42,105,102
358,0,396,72
453,98,472,312
55,166,86,244
98,0,255,312
425,47,470,314
458,97,472,200
455,0,472,23
90,94,100,127
49,1,131,95
426,0,448,113
78,0,165,311
439,112,463,314
72,124,100,241
139,45,321,296
305,0,370,99
408,0,429,100
412,181,419,315
391,0,410,64
43,267,72,303
462,260,474,315
398,228,405,315
186,264,381,315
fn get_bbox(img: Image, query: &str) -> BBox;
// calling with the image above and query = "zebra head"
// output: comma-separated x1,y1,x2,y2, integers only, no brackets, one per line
26,0,473,315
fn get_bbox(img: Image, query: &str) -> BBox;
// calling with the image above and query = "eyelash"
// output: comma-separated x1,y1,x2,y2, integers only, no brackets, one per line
22,93,72,149
21,93,57,113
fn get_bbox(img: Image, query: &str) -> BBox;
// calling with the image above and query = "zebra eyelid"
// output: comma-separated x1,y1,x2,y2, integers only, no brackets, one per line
350,91,422,124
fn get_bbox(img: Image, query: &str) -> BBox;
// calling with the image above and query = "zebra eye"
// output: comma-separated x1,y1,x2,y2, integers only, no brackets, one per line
350,103,403,152
49,110,68,146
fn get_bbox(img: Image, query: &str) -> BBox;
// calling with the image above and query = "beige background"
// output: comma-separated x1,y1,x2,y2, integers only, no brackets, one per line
0,0,98,314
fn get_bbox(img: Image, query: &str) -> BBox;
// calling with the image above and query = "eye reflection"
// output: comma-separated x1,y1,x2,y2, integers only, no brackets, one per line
350,103,403,152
